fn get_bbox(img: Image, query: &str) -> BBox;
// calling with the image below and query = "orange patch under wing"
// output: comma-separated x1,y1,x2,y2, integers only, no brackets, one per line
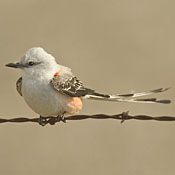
71,97,83,111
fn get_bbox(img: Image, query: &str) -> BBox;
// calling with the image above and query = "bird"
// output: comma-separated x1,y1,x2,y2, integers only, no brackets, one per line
6,47,171,126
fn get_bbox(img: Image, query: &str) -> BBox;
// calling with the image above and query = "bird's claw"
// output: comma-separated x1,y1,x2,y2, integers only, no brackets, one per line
57,114,66,123
38,114,66,126
38,116,48,126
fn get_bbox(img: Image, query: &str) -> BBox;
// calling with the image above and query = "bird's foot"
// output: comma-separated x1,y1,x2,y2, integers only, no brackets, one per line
38,114,66,126
38,116,48,126
57,114,66,123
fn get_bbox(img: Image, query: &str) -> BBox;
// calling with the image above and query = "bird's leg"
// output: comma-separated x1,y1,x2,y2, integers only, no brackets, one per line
57,112,66,123
38,116,48,126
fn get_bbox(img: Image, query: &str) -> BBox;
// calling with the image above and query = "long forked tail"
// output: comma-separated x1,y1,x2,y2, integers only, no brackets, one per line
87,88,171,104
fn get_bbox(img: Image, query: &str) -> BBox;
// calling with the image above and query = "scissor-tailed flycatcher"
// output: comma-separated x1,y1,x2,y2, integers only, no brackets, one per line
6,47,170,125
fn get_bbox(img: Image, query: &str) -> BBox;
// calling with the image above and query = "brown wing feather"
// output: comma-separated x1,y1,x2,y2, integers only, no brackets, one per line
16,77,23,96
51,75,95,97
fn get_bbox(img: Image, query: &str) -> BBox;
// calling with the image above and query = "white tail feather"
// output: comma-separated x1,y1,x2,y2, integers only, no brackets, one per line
115,88,170,98
86,87,171,104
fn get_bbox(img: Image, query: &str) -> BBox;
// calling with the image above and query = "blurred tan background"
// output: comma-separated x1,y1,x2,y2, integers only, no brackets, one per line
0,0,175,174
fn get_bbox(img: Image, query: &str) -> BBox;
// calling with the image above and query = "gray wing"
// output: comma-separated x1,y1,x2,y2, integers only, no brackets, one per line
16,77,22,96
51,75,95,97
51,74,170,104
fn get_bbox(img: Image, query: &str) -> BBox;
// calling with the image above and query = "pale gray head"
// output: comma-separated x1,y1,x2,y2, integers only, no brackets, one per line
6,47,57,74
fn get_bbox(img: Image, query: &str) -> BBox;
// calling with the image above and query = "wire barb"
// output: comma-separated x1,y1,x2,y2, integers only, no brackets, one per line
1,112,175,126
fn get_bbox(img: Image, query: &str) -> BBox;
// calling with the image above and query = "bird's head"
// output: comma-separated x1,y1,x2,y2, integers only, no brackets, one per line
6,47,58,75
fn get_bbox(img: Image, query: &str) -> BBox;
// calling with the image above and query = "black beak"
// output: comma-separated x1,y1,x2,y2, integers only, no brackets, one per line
5,62,23,68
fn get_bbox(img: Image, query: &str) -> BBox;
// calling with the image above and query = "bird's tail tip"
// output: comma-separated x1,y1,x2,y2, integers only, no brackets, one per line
135,98,171,104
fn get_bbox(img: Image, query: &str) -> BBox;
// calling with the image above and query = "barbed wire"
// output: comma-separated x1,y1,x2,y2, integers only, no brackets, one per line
1,111,175,126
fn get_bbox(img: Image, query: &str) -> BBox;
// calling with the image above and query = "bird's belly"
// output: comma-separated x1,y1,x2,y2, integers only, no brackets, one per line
22,80,82,116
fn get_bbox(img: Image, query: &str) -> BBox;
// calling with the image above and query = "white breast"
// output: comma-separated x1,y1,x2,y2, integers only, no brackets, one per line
21,74,72,117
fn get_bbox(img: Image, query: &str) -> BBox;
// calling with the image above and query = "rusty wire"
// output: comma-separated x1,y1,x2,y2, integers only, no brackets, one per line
1,111,175,126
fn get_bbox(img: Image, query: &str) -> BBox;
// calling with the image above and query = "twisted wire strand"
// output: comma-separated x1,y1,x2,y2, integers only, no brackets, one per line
1,111,175,126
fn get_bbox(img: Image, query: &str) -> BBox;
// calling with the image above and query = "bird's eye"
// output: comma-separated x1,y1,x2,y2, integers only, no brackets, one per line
28,61,34,66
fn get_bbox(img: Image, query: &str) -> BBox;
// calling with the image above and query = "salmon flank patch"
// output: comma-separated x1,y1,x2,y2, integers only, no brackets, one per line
71,97,83,112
